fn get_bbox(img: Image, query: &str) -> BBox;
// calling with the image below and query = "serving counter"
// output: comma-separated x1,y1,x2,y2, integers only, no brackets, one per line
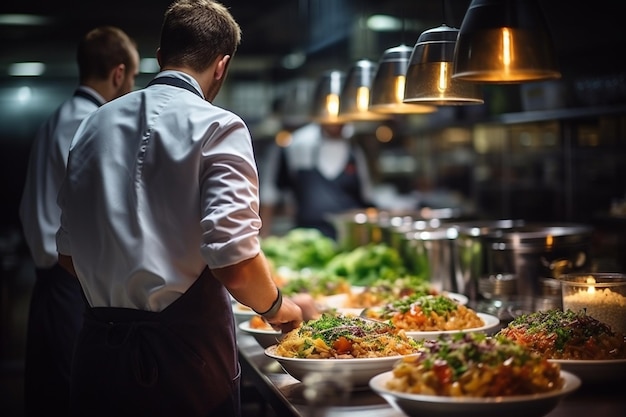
237,330,625,417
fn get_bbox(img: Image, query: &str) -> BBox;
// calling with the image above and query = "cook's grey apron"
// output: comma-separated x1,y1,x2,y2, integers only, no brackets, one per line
289,143,368,239
70,268,240,417
70,76,239,417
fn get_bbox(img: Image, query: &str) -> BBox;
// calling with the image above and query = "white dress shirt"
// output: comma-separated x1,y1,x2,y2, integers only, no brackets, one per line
57,71,261,311
19,86,105,268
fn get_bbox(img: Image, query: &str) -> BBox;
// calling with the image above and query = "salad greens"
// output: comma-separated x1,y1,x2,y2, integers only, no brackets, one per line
262,228,428,289
261,228,338,270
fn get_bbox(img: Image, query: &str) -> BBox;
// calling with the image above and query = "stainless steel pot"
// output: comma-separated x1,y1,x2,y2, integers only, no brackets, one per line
387,223,460,293
453,219,525,301
328,207,461,251
482,223,594,299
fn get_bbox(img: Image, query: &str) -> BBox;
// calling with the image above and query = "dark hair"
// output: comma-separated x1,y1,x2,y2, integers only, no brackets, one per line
159,0,242,72
76,26,137,82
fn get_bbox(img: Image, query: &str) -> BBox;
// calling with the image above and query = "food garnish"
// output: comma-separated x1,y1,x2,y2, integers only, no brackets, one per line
363,293,484,331
274,313,420,359
496,309,626,360
386,332,563,397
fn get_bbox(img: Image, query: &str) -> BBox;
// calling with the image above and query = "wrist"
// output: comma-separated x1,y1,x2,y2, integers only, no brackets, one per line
254,288,282,319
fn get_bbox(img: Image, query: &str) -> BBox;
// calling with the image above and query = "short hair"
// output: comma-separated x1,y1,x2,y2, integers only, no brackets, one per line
76,26,137,82
159,0,242,72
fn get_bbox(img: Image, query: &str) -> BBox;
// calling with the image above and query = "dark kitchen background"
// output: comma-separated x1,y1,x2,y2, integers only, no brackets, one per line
1,1,626,415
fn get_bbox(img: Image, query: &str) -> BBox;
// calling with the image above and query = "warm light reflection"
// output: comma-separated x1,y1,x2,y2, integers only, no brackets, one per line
274,130,292,147
545,234,553,248
437,62,449,93
501,28,512,69
356,86,370,112
375,125,393,143
394,75,405,102
586,276,597,295
325,93,340,117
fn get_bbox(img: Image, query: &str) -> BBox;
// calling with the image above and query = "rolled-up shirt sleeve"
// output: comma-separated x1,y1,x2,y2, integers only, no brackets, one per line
199,117,262,269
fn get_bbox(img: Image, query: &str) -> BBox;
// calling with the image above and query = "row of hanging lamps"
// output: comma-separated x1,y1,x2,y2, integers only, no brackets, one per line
310,69,346,123
369,44,438,114
403,24,484,105
452,0,561,83
338,59,391,121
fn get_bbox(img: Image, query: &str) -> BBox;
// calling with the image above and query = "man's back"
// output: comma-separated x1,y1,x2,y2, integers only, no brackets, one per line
19,91,101,267
58,72,259,311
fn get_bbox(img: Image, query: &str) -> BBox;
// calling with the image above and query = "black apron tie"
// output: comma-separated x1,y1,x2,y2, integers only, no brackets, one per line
98,320,162,387
73,89,102,107
147,76,203,99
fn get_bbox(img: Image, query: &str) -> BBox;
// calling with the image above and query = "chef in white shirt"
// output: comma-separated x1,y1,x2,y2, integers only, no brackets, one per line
260,121,376,239
18,25,139,417
55,1,303,416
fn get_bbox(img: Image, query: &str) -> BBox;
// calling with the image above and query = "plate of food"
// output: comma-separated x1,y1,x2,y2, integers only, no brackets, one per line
361,294,500,340
232,302,257,324
495,309,626,383
369,332,581,417
403,313,500,341
325,277,469,311
264,313,421,388
238,317,283,349
548,358,626,384
322,286,468,316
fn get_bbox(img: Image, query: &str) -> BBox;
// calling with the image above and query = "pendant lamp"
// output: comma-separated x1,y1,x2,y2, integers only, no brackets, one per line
369,44,438,115
452,0,561,83
310,69,346,123
338,59,391,121
281,78,315,128
403,25,484,106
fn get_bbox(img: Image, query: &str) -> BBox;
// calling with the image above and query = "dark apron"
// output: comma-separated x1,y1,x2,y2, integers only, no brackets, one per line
70,268,240,417
24,264,86,417
291,144,368,239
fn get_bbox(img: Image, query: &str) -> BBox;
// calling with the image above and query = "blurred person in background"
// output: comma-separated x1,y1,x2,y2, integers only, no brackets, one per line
260,121,376,239
55,1,306,416
18,25,139,417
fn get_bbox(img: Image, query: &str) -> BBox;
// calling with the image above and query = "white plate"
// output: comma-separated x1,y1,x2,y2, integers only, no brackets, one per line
369,370,580,417
404,313,501,340
442,291,468,306
549,358,626,384
264,344,414,389
321,293,358,310
238,320,283,349
232,303,257,324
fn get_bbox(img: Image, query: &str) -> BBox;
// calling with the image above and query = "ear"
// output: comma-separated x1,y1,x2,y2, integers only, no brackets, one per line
214,55,230,81
111,63,126,88
156,48,163,68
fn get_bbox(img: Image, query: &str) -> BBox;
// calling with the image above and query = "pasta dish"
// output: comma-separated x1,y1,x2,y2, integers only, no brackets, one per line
346,277,435,308
274,313,420,359
363,293,484,331
385,332,564,397
496,309,626,360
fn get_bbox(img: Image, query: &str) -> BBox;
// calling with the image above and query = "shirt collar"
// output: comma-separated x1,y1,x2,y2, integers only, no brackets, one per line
76,85,106,106
154,70,205,99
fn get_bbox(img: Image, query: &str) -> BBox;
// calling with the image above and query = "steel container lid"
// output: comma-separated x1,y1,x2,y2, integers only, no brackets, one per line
453,219,525,237
483,223,593,251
